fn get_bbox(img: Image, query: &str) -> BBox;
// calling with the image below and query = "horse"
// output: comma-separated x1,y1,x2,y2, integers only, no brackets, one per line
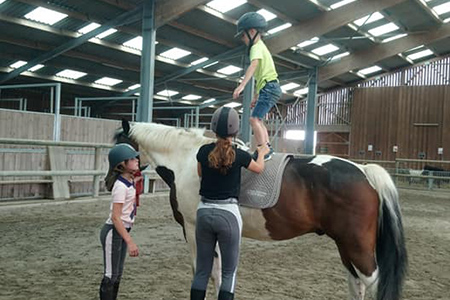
114,120,407,300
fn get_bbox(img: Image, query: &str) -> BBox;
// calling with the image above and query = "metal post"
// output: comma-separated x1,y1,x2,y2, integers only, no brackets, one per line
190,109,194,127
23,98,27,111
304,68,318,154
92,147,102,197
195,106,200,128
74,97,78,116
50,86,54,113
274,117,280,152
132,99,136,122
137,0,156,122
241,77,254,145
53,83,61,141
79,100,83,117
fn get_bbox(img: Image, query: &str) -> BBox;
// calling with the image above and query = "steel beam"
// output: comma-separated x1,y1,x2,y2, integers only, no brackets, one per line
241,71,254,144
319,23,450,82
304,68,318,154
265,0,407,55
137,0,157,122
155,0,210,28
0,5,143,84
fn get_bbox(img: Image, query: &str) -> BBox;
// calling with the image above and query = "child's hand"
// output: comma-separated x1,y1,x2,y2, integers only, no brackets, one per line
257,144,270,156
127,242,139,257
233,86,244,99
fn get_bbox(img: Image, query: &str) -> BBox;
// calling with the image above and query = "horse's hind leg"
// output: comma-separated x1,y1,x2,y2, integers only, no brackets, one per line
347,271,366,300
211,243,222,295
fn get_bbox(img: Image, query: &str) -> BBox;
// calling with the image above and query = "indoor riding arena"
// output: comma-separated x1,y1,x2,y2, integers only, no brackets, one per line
0,0,449,300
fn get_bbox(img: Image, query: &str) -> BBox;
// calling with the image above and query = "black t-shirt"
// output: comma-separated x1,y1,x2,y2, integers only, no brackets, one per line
196,143,252,200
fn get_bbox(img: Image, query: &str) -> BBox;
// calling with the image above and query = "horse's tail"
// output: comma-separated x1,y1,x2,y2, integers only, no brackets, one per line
362,164,408,300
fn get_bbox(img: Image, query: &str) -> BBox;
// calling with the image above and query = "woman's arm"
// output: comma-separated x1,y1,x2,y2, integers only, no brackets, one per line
197,162,202,177
111,203,139,257
246,144,270,174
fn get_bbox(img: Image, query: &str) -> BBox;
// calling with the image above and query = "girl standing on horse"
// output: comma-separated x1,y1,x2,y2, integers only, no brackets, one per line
99,144,142,300
191,106,269,300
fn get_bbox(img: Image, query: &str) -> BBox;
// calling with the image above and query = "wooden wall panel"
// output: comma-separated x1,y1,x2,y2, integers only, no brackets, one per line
350,86,450,168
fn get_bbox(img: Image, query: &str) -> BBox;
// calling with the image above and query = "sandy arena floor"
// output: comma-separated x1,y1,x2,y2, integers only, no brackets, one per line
0,189,449,300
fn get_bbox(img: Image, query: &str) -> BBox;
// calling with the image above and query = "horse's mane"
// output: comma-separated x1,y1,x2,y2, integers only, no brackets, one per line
129,122,213,153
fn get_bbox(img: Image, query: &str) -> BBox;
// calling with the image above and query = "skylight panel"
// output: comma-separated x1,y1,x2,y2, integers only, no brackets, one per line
330,0,357,10
56,69,87,80
0,0,7,5
95,77,123,86
294,88,309,96
29,64,44,72
96,28,117,39
157,90,179,97
182,94,202,100
358,65,382,75
331,52,350,61
191,57,209,65
217,65,242,75
354,12,384,27
179,100,193,105
123,36,143,50
267,23,292,35
203,61,219,68
281,82,300,91
160,47,191,60
444,17,450,23
224,102,242,108
297,37,319,48
382,33,407,43
311,44,339,56
433,2,450,15
78,22,100,34
9,61,27,69
368,23,399,37
127,84,140,90
202,98,216,104
257,9,277,21
406,49,434,61
206,0,247,13
24,7,68,25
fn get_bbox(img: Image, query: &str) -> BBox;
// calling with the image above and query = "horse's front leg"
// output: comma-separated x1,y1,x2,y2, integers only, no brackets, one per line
348,271,366,300
211,243,222,295
185,222,198,274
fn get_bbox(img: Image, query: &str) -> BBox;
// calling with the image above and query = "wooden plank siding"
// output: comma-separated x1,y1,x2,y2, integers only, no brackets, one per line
350,86,450,169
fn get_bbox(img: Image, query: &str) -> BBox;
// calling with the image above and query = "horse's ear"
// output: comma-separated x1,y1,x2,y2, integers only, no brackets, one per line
122,119,130,135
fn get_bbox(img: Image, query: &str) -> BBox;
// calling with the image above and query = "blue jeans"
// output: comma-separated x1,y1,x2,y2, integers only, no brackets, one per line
251,81,282,119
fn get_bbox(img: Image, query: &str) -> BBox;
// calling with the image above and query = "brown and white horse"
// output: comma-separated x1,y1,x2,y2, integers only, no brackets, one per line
115,120,407,300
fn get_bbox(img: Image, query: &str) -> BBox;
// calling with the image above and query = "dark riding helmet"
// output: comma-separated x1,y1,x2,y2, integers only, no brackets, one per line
108,143,139,171
235,12,268,38
211,106,240,138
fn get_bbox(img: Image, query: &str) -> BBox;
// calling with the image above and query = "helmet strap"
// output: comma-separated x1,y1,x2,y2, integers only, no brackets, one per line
245,30,260,55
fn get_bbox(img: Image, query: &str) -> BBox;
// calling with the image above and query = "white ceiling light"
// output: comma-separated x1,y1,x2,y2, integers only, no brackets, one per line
354,12,384,26
182,94,202,100
217,65,242,75
257,9,277,21
330,0,357,9
294,88,309,96
95,77,123,86
406,49,434,61
29,64,45,72
311,44,339,56
203,61,219,69
444,17,450,23
179,100,193,105
24,7,68,25
358,65,382,75
9,60,27,69
191,57,209,65
224,102,242,108
56,69,87,80
331,51,350,61
157,89,179,97
202,98,216,104
96,29,117,39
160,47,191,60
297,37,319,48
78,22,100,34
433,2,450,15
0,0,6,4
267,23,292,35
281,82,300,92
382,33,407,43
206,0,247,13
368,23,399,37
123,36,143,50
127,84,140,90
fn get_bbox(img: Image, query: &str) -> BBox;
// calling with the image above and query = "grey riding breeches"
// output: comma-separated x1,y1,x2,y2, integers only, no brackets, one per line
191,199,243,294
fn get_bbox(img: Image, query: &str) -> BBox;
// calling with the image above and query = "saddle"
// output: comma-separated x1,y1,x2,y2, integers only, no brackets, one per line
239,153,291,209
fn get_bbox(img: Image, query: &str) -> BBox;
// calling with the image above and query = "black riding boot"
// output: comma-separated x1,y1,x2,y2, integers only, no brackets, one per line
99,277,115,300
218,291,234,300
112,280,120,300
190,288,206,300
